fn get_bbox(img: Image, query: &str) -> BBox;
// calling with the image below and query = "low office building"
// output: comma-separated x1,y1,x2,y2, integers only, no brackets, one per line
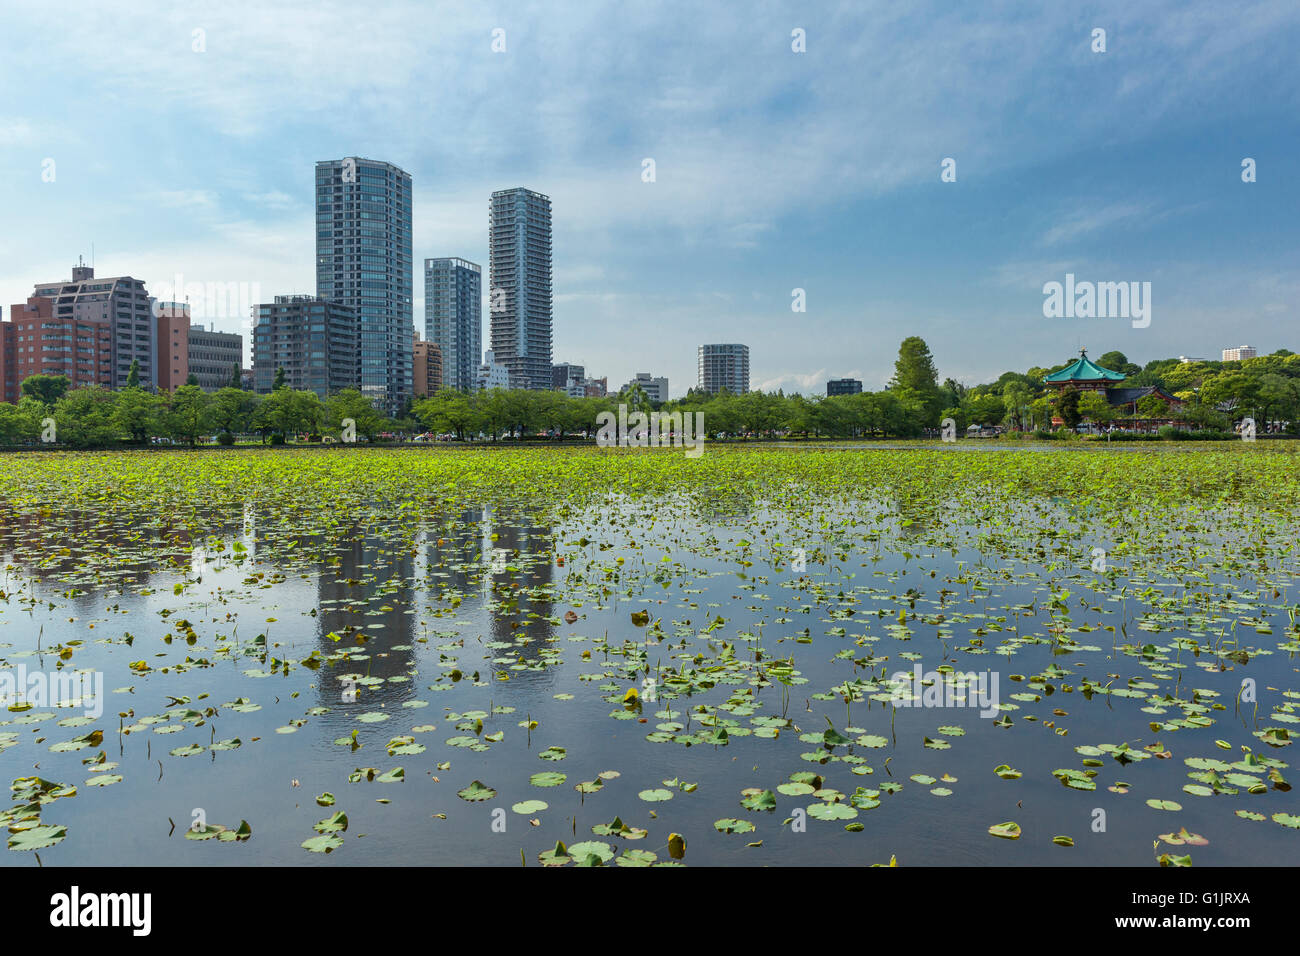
553,362,585,390
476,350,510,390
827,378,862,396
624,372,668,403
187,324,244,391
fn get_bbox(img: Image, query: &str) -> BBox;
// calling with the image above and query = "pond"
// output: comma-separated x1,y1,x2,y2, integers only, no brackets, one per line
0,444,1297,866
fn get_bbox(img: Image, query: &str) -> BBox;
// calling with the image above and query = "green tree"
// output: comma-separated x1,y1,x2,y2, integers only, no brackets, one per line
1000,382,1032,430
290,390,324,437
1097,351,1128,372
54,387,121,447
20,374,71,406
940,377,967,410
165,385,213,447
228,363,243,389
502,389,542,438
1055,389,1082,428
1201,371,1259,413
939,405,967,434
700,391,740,438
572,396,612,438
966,392,1005,426
619,381,652,414
870,389,925,437
254,388,321,441
126,359,140,389
889,337,943,425
0,397,44,445
785,394,819,437
1182,401,1230,430
273,366,287,391
481,388,512,439
1257,373,1300,431
531,389,568,438
114,386,162,443
1135,395,1170,420
1077,391,1114,427
326,389,385,440
414,389,484,441
1028,396,1051,431
211,387,260,436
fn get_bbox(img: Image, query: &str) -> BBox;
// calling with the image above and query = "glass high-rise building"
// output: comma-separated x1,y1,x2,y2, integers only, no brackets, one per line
489,187,552,390
315,157,413,411
424,257,481,392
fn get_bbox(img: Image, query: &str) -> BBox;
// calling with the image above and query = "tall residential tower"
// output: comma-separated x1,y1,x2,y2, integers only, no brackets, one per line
424,257,481,392
697,343,750,394
489,187,552,390
315,157,413,411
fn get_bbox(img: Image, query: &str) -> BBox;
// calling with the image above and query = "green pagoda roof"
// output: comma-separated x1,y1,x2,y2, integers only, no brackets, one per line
1043,349,1126,384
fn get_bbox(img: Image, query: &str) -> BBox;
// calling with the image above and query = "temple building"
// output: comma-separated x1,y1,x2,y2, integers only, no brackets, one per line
1043,348,1185,427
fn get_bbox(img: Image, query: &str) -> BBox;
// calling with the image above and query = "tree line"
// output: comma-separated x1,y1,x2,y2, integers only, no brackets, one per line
2,340,1296,448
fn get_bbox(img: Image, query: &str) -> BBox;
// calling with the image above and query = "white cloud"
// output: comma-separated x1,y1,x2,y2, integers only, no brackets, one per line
0,117,36,146
1041,202,1153,246
757,369,829,395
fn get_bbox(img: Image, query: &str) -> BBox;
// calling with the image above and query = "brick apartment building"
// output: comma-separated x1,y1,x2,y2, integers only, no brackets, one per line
412,333,443,397
0,294,114,403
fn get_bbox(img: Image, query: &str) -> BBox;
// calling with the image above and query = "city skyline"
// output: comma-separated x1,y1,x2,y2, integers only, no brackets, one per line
2,2,1297,398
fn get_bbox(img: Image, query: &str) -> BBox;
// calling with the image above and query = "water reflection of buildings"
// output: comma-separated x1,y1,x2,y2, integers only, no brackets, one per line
417,506,560,681
482,512,555,646
417,506,556,643
694,492,754,524
893,497,932,540
0,491,564,703
313,518,418,712
0,497,243,602
305,506,558,710
421,508,487,597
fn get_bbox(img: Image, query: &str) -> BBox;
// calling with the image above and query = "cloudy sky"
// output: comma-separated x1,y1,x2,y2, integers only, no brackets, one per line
2,1,1297,396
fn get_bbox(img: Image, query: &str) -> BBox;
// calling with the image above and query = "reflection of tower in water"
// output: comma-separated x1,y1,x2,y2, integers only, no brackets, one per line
422,507,487,596
484,516,555,646
313,518,417,712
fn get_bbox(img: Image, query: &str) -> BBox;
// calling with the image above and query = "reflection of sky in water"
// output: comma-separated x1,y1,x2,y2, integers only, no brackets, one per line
0,493,1296,866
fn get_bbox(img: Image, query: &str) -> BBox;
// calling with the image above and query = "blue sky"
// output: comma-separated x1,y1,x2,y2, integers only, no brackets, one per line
2,1,1297,396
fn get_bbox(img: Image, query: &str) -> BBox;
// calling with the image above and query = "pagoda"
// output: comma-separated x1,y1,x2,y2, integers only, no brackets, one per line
1042,348,1126,393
